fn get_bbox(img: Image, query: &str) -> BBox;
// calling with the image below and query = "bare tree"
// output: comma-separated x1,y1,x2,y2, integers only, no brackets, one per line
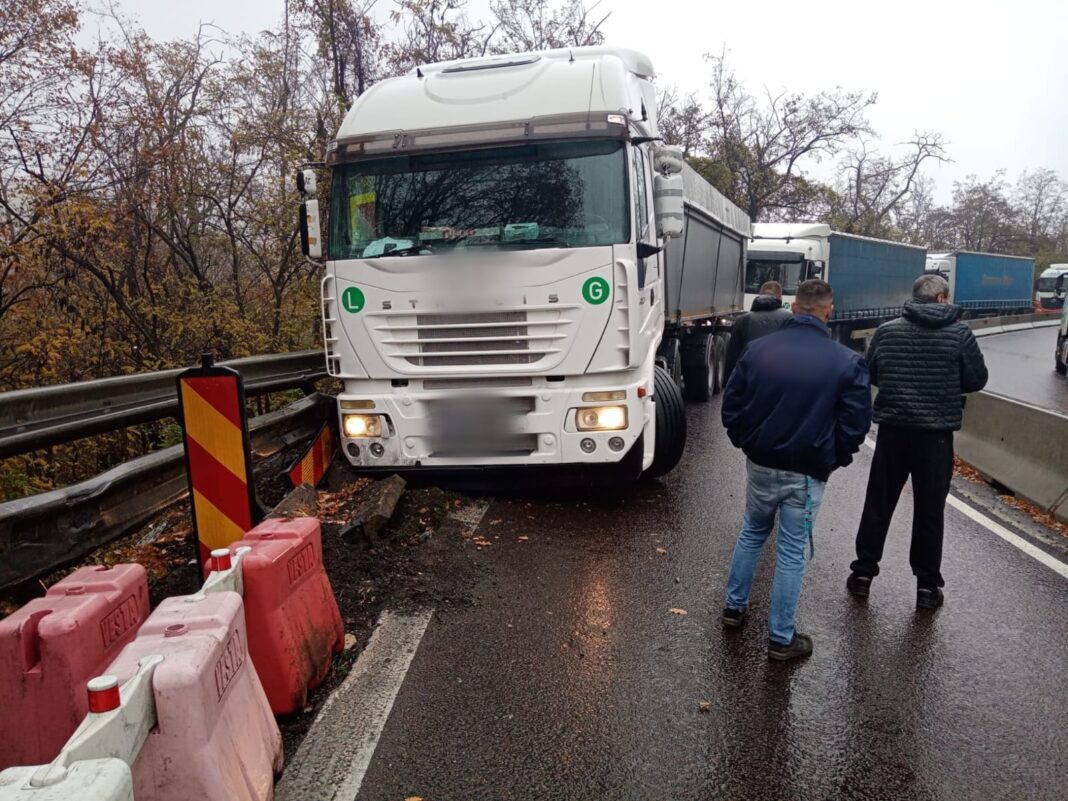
831,132,949,237
1014,167,1065,251
705,51,876,221
489,0,608,52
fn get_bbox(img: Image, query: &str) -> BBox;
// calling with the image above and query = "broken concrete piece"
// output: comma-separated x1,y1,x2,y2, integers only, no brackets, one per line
267,484,320,519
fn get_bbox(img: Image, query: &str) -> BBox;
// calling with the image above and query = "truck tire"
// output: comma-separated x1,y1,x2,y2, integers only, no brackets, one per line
682,332,714,402
1057,348,1067,375
712,335,728,395
646,365,687,478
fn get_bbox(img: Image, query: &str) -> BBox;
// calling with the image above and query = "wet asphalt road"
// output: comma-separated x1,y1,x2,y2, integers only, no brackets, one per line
978,325,1067,413
357,399,1068,801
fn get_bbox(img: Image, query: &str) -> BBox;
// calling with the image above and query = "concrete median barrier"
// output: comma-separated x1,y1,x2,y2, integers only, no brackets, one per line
956,392,1068,523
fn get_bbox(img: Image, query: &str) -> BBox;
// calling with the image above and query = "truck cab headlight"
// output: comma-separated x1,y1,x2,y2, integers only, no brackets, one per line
575,406,628,431
343,414,383,438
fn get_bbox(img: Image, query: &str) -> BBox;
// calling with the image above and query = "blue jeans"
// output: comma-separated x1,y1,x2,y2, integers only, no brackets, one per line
725,460,826,645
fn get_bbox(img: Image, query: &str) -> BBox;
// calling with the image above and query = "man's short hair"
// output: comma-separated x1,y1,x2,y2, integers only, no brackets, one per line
913,273,949,302
794,279,833,314
759,281,783,298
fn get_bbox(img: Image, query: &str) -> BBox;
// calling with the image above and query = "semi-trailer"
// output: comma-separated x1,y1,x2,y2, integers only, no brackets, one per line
296,47,749,479
925,251,1034,316
745,223,926,344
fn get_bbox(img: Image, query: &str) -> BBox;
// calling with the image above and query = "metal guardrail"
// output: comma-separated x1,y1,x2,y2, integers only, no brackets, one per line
0,350,327,459
956,392,1068,524
0,393,333,592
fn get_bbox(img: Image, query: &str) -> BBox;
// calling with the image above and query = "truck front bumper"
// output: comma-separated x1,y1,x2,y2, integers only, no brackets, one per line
336,379,654,471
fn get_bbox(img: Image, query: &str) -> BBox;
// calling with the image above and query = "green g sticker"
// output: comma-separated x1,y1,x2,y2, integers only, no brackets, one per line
582,276,610,305
342,286,365,314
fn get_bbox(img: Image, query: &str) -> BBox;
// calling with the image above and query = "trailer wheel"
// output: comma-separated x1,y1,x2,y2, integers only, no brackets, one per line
1057,345,1067,375
646,365,687,478
712,335,728,395
682,332,715,402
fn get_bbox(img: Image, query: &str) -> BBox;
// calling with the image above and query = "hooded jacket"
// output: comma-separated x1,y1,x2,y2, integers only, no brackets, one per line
723,294,793,382
722,314,872,481
867,299,989,431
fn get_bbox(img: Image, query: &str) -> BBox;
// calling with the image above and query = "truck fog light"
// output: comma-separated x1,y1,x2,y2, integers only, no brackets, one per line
346,443,360,458
582,390,626,402
370,442,385,458
343,413,382,438
575,405,628,431
608,436,625,452
580,437,596,453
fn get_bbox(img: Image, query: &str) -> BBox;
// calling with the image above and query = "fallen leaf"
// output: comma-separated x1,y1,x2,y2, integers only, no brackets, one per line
418,507,429,514
669,608,688,616
698,700,712,713
517,536,529,542
655,547,667,554
406,797,425,801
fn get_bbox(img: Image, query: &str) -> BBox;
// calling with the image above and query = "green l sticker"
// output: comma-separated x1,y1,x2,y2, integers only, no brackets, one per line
342,286,365,313
582,276,610,305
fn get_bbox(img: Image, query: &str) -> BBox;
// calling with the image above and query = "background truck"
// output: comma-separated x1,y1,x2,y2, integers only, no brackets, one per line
925,251,1034,316
745,223,926,345
296,47,748,479
1036,263,1068,311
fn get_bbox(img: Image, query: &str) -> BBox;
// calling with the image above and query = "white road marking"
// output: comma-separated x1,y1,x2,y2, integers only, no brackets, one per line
276,609,434,801
863,437,1068,579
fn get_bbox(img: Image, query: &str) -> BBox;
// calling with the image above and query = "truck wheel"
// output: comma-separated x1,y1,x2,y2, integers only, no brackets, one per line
712,335,728,395
1057,351,1067,375
682,332,714,402
646,365,687,478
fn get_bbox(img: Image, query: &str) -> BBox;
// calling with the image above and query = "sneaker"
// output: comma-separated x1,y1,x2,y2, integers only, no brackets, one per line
846,573,872,598
768,633,813,662
916,588,944,609
722,607,746,629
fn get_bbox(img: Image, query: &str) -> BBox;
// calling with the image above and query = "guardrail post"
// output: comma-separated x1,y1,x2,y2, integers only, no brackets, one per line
177,353,262,573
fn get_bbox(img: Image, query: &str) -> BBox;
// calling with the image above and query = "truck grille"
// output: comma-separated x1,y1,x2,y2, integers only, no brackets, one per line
374,307,573,370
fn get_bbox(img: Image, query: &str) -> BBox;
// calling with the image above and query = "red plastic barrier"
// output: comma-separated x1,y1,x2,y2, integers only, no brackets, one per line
223,517,344,714
0,565,149,770
106,591,283,801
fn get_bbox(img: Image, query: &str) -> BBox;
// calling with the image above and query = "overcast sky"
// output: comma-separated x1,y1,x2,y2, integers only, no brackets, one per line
125,0,1068,203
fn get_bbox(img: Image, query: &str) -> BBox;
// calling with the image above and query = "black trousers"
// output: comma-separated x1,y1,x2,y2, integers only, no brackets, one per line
851,425,954,589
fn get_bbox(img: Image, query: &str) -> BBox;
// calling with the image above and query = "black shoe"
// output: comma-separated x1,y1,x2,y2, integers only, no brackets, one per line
916,588,944,609
722,607,746,629
846,573,872,598
768,633,813,662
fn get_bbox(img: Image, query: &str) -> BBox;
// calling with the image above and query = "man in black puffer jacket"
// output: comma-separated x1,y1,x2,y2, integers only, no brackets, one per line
848,273,988,610
723,281,792,383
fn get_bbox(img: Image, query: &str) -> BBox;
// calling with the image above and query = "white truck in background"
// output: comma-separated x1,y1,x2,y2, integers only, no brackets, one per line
1037,263,1068,312
297,47,749,479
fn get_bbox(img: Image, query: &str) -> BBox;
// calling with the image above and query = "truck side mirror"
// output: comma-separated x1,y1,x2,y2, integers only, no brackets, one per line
299,199,323,260
653,174,684,239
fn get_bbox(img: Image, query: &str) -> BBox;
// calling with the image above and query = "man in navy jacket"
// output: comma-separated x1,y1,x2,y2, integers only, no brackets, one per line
721,279,872,661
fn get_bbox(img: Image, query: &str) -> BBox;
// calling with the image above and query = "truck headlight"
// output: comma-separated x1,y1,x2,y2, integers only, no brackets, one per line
342,414,383,438
575,406,628,431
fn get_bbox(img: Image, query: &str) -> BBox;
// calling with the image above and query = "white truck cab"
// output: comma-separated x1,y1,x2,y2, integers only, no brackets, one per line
744,223,830,311
298,47,747,477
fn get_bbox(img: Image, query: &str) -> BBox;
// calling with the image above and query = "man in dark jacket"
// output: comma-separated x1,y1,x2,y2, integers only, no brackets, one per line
848,274,988,609
723,281,792,382
721,280,872,661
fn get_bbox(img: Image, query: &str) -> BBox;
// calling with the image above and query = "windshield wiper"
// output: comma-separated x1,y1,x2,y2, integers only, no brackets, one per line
361,244,431,258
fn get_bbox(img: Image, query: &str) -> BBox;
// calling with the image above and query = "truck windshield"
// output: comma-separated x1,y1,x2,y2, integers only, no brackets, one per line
329,140,628,259
1038,276,1063,292
746,259,803,294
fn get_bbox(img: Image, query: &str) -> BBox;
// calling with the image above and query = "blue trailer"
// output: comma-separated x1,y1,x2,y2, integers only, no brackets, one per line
827,233,927,323
746,224,926,346
925,251,1034,315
